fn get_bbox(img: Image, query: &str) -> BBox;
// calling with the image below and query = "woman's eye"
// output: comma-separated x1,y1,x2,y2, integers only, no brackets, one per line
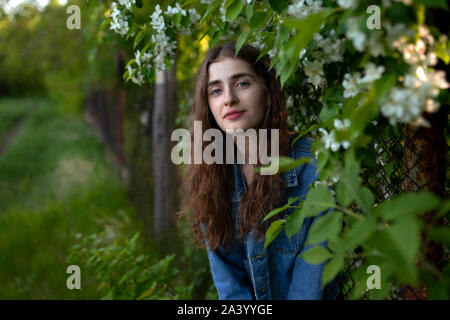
210,82,248,96
237,81,249,88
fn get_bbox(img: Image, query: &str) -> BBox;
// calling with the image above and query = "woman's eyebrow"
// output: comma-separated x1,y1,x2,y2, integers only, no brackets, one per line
207,72,255,88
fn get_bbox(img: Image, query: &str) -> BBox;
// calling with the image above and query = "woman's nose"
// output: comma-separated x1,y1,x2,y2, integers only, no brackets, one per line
224,87,238,106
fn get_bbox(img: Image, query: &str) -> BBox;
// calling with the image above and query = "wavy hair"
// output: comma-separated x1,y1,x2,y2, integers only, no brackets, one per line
178,41,290,251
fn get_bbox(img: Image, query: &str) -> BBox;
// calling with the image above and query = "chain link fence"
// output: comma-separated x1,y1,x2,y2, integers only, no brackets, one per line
287,85,448,300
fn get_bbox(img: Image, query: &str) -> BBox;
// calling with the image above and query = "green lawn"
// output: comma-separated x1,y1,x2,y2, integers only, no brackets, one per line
0,97,141,299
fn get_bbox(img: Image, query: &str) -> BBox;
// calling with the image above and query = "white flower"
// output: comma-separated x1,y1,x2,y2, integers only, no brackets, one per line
346,17,366,51
287,0,323,20
338,0,356,9
334,118,351,129
117,0,135,11
109,2,129,37
315,30,345,63
151,6,165,32
302,59,326,89
385,22,414,50
165,3,187,17
358,62,385,84
343,72,362,98
367,31,385,57
319,128,339,151
318,128,350,152
381,87,422,125
134,50,142,67
188,8,201,24
299,48,307,60
219,1,226,21
127,65,145,85
268,48,278,59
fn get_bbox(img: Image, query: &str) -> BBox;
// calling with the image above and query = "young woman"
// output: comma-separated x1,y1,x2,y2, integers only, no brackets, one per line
180,41,341,300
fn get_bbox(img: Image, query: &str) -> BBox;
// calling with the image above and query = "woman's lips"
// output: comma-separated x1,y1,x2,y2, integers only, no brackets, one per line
224,111,245,119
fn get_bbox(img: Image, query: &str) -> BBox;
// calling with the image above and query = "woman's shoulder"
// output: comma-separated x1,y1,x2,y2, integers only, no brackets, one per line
288,132,315,158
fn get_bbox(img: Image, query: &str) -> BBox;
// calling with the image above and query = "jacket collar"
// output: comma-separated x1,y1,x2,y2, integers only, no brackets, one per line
232,142,299,202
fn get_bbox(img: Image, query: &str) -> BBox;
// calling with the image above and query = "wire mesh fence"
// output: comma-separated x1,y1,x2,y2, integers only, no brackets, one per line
287,88,448,299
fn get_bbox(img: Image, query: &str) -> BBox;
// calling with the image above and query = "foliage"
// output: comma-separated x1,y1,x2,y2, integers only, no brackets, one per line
86,0,450,299
67,232,193,299
0,97,134,298
0,1,89,113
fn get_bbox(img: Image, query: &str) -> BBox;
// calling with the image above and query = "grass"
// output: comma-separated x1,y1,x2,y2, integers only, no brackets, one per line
0,97,36,138
0,97,144,299
0,96,217,300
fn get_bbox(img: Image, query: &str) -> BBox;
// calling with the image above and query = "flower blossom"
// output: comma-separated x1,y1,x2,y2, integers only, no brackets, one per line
343,72,362,98
287,0,323,20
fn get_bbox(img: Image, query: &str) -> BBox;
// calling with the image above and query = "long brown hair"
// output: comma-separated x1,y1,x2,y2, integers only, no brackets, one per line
178,41,290,251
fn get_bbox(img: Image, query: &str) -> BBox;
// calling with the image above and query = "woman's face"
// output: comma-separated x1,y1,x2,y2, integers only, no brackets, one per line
207,57,269,132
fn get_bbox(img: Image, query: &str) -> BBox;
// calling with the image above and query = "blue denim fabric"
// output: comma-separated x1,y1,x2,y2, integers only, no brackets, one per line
205,135,342,300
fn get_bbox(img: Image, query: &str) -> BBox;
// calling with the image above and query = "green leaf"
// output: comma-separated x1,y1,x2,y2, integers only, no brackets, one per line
245,1,254,22
268,54,280,71
226,0,244,23
429,227,450,247
250,11,271,29
342,92,364,119
300,245,333,264
336,216,378,254
288,196,301,205
356,186,375,214
373,192,441,221
285,184,335,239
135,0,142,8
124,58,137,69
374,73,397,101
236,29,251,55
173,12,182,26
302,184,335,217
269,0,288,13
291,124,320,145
414,0,448,9
282,8,335,58
100,19,110,32
255,156,313,174
200,1,221,25
336,149,360,207
306,211,343,245
322,255,344,288
275,23,289,49
280,58,298,89
118,267,138,285
262,203,291,223
137,282,157,300
315,148,329,175
209,29,222,48
133,30,145,49
319,103,339,123
389,216,421,269
128,232,140,252
285,206,303,240
349,88,378,134
264,219,286,250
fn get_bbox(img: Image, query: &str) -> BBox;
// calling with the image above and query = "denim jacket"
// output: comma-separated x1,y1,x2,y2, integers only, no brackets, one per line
205,135,342,300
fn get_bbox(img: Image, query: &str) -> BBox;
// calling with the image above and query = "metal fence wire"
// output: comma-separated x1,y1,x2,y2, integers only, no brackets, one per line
341,113,448,300
287,90,448,300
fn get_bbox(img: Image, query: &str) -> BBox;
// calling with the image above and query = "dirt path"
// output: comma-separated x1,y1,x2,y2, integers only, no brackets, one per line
0,104,40,157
